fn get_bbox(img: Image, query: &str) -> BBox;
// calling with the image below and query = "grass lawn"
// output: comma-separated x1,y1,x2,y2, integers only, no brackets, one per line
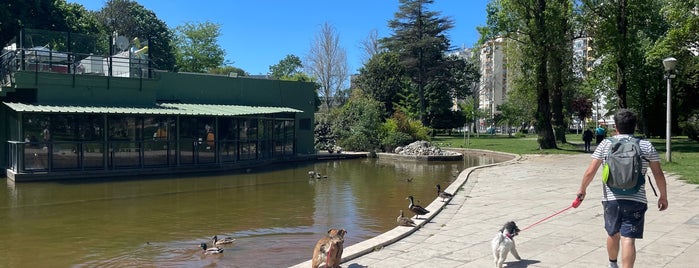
432,132,699,184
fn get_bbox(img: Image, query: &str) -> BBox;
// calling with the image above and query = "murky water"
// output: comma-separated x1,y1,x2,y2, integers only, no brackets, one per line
0,153,506,267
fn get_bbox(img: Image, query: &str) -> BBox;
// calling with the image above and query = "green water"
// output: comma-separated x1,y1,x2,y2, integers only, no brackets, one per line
0,154,504,267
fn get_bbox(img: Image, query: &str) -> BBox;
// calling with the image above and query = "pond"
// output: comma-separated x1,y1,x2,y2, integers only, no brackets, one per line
0,152,507,267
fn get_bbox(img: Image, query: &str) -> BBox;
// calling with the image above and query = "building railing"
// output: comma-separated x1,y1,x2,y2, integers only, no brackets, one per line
0,48,154,85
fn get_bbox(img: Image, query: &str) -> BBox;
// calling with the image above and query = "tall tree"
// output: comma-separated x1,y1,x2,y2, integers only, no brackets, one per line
360,29,383,64
381,0,454,126
355,51,407,117
269,54,303,79
306,22,348,110
580,0,659,109
548,0,575,143
95,0,176,71
644,0,697,137
173,21,225,73
0,0,103,47
485,0,560,149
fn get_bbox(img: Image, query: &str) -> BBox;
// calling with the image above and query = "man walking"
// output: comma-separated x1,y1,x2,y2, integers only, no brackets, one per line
595,124,606,144
582,127,594,152
575,109,668,268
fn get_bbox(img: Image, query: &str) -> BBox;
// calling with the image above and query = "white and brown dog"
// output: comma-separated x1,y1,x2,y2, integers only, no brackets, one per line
491,221,522,268
311,228,346,268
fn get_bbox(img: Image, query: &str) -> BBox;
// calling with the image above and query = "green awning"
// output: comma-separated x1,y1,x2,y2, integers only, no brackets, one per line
3,102,302,116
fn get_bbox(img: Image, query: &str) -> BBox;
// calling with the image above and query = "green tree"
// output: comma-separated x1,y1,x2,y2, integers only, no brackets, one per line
0,0,104,46
381,0,454,126
580,0,662,109
95,0,176,71
208,65,248,77
173,21,225,73
484,0,560,149
269,54,303,79
646,0,699,138
355,52,407,117
331,90,383,151
547,0,575,143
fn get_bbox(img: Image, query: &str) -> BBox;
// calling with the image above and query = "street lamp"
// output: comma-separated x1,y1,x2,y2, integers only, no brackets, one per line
663,57,677,162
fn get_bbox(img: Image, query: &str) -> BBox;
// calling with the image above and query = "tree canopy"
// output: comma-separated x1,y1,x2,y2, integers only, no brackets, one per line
173,21,225,73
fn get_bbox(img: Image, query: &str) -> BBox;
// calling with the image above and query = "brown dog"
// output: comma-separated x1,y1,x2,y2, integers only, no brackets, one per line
311,228,346,268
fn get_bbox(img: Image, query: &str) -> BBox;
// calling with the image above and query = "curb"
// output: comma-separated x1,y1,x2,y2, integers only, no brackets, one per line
290,149,521,268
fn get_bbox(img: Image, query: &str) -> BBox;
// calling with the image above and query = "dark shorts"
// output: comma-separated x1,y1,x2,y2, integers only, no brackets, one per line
603,200,648,238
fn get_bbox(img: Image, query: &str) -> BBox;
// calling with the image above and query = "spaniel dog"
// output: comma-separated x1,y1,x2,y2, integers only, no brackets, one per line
312,228,346,268
491,221,522,268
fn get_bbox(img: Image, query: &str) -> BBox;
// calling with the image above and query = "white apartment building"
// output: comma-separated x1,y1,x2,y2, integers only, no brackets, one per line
478,37,507,130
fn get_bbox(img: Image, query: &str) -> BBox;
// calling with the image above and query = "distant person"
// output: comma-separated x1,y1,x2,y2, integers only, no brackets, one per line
582,127,593,152
575,109,668,268
41,124,51,149
595,125,606,145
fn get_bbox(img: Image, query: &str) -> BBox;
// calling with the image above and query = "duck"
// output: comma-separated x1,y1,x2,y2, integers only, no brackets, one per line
213,235,236,246
436,184,454,202
200,243,224,254
397,210,416,227
406,196,430,219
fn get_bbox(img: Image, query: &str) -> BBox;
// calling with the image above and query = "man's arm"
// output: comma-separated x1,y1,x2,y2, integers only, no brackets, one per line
649,161,669,211
576,158,603,202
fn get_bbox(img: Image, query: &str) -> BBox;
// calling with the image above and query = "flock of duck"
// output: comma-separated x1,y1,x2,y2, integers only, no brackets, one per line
398,184,454,227
197,175,454,257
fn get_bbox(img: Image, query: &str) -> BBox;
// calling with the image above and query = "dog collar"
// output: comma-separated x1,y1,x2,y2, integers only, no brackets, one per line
505,233,514,239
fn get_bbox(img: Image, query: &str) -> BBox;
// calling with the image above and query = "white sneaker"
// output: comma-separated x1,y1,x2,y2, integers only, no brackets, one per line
608,262,619,268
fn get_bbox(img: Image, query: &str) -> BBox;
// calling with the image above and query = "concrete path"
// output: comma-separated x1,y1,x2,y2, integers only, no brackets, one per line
293,153,699,268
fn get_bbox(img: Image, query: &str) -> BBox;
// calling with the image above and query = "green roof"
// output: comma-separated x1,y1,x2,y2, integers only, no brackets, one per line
3,102,302,116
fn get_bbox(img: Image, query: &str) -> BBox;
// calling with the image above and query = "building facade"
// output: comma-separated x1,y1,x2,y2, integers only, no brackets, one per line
1,29,316,181
478,37,507,131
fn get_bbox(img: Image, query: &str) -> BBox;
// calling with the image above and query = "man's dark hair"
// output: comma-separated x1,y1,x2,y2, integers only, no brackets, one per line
614,109,637,134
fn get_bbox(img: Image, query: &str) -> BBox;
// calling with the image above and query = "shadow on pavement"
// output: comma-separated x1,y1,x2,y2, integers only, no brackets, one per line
504,259,541,267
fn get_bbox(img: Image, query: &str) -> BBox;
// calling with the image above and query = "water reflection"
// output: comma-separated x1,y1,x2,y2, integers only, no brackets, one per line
0,153,506,267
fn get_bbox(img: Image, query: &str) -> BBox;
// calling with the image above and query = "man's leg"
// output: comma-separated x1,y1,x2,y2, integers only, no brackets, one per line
621,236,636,268
607,233,620,263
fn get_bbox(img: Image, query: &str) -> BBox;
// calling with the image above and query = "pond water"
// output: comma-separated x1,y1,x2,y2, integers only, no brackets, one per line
0,152,507,267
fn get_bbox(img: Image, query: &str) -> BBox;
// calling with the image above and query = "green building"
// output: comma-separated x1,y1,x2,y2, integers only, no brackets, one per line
1,29,316,181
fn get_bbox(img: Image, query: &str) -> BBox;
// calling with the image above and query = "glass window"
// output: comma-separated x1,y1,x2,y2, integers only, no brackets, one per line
239,118,257,160
144,116,175,166
108,116,141,168
218,118,238,162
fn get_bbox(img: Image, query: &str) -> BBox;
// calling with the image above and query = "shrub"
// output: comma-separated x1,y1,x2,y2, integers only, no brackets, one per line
680,114,699,141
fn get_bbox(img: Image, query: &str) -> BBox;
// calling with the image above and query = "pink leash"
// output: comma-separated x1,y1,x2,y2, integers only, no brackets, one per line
520,197,582,232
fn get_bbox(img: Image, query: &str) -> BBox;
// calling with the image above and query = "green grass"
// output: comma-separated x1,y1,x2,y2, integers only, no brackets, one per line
432,132,699,184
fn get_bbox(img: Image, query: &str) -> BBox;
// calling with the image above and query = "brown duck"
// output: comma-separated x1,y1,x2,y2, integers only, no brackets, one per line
397,210,416,227
436,184,454,202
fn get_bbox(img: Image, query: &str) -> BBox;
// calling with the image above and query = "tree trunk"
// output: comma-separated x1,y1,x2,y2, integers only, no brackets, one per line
535,0,557,149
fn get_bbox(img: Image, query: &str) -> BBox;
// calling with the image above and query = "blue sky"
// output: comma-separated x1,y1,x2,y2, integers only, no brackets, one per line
68,0,489,75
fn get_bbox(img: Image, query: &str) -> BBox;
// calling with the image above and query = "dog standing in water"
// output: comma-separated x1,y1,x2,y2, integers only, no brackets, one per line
311,228,346,268
491,221,522,268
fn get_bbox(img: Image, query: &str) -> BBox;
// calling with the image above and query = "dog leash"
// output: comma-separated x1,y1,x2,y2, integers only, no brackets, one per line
520,196,582,232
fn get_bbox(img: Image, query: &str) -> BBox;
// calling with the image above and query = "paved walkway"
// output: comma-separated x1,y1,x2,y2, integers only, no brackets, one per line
293,153,699,268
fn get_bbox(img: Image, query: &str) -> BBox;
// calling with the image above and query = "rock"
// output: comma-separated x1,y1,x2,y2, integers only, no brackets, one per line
396,140,459,156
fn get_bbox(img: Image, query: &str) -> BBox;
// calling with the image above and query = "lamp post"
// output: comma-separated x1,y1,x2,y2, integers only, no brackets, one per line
663,57,677,162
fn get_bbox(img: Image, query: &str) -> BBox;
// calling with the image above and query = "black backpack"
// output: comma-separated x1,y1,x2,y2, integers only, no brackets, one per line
601,137,645,195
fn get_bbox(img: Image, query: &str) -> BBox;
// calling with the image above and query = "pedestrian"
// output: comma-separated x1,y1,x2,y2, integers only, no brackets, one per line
575,109,668,268
595,125,606,144
582,127,593,152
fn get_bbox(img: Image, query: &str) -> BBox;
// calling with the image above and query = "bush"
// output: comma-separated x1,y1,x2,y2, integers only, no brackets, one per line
381,131,412,152
680,114,699,141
